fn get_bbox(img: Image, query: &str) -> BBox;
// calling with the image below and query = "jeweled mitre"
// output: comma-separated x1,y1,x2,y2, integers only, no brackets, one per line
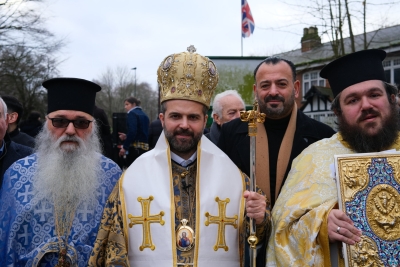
157,45,219,108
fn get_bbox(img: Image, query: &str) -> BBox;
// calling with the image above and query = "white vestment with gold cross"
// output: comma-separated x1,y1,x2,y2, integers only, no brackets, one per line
121,133,246,267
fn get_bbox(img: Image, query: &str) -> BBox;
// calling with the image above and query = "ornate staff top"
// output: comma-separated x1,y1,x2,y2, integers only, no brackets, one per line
239,100,266,258
240,100,266,136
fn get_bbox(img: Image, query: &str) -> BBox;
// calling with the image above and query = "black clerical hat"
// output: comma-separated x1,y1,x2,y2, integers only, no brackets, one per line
2,95,23,116
43,78,101,115
320,49,386,97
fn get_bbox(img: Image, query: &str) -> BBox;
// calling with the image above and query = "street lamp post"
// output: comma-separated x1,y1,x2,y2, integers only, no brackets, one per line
132,67,137,96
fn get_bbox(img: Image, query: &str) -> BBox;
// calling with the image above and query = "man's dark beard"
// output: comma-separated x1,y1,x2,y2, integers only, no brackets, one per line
339,103,399,153
164,127,202,154
257,91,295,119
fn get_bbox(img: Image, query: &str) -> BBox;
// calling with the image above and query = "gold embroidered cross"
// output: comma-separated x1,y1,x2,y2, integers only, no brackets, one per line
128,196,165,251
205,197,238,251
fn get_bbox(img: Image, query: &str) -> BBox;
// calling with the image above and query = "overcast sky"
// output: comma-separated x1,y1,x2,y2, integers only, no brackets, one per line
44,0,400,91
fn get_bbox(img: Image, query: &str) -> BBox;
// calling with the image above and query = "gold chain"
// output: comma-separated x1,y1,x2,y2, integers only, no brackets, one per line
54,202,76,267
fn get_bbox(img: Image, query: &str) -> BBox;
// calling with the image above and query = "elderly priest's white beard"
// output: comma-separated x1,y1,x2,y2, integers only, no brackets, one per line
33,121,102,212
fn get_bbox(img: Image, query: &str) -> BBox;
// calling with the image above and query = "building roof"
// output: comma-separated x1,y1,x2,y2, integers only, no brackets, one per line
304,86,334,100
274,24,400,70
300,85,334,111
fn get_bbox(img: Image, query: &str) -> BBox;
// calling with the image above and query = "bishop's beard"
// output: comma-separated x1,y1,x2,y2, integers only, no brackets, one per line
33,121,102,214
338,102,399,153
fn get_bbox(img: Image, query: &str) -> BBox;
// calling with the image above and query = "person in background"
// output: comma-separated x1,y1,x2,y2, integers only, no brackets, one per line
118,97,150,167
0,78,122,266
218,57,335,267
2,95,35,148
0,96,32,188
218,56,336,207
93,105,114,160
20,110,43,138
148,117,163,150
206,89,245,144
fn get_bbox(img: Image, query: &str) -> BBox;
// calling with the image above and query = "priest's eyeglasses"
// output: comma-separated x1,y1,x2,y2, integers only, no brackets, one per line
47,117,93,129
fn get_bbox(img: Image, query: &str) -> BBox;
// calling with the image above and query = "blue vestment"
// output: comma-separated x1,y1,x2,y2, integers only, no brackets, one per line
0,153,122,266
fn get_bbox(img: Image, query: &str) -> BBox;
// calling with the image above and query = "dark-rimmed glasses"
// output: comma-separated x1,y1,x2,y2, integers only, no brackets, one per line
47,117,93,129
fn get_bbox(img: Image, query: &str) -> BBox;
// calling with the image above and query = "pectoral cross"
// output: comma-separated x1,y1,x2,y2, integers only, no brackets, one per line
128,196,165,251
205,197,238,251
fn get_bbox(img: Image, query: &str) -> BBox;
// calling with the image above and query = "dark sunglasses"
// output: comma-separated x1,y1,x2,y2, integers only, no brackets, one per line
47,117,93,129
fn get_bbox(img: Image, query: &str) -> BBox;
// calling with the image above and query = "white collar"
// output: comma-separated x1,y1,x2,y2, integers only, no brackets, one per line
170,151,197,167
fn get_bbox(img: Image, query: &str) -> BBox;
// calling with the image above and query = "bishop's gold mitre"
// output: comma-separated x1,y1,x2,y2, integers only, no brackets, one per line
157,45,219,108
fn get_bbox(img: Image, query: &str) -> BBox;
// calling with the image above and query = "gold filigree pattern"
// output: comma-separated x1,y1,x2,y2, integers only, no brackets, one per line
128,196,165,251
350,236,384,267
267,135,400,267
88,185,129,267
366,184,400,240
240,101,266,137
336,158,370,201
157,46,218,108
205,197,238,251
172,162,197,264
387,157,400,185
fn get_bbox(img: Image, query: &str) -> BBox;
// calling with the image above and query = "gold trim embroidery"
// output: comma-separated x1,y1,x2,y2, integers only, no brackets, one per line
194,141,202,264
119,172,129,250
166,139,178,266
239,171,246,267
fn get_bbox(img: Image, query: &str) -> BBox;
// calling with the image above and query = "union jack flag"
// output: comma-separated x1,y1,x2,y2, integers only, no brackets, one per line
242,0,255,38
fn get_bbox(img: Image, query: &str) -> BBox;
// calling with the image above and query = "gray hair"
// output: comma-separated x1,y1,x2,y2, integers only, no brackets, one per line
0,97,8,119
211,90,245,117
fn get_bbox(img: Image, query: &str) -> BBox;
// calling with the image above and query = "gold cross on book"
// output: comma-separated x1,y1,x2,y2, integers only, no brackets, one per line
128,196,165,251
205,197,238,251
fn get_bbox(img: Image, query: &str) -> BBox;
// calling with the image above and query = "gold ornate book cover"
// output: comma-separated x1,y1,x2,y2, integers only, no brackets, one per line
334,152,400,267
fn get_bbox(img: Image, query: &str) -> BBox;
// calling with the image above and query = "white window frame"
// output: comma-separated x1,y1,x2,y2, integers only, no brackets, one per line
383,57,400,86
302,71,325,98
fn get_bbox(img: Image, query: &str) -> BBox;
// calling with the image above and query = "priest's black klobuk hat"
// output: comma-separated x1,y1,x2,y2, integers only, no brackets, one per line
42,78,101,115
320,49,386,98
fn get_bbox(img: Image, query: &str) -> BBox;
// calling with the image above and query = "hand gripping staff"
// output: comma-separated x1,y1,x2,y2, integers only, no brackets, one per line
240,100,266,267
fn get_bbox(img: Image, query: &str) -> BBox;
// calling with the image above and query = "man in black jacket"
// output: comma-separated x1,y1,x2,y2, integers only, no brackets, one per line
218,57,335,207
93,105,114,160
218,57,335,266
2,95,35,148
148,117,163,150
0,97,33,188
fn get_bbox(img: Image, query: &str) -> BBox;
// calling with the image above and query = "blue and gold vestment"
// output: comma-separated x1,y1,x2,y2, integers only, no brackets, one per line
0,153,122,266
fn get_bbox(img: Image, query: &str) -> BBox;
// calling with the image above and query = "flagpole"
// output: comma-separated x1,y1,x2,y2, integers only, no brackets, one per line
241,0,243,57
241,36,243,57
